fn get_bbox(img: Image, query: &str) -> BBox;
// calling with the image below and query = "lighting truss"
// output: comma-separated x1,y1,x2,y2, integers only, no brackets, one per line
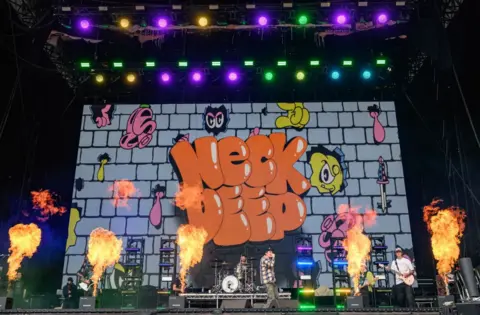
44,44,87,89
6,0,37,27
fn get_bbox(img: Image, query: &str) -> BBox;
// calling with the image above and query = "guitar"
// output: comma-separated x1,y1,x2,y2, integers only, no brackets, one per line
79,281,93,292
378,264,415,286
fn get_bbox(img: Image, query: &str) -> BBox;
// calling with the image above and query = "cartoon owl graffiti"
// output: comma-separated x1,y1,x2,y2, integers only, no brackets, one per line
307,145,348,195
203,105,230,136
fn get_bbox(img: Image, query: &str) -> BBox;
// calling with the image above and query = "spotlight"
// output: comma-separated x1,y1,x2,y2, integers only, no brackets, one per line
362,70,372,79
198,17,208,27
377,13,388,24
298,15,308,25
336,15,347,24
126,73,136,83
160,72,171,83
192,71,202,82
331,71,340,80
79,19,90,30
258,16,268,26
95,74,104,83
264,71,274,81
157,18,168,28
227,71,238,82
296,71,305,81
119,18,130,28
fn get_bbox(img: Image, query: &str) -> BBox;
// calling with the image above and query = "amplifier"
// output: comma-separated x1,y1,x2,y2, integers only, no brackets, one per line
168,296,186,309
79,296,96,309
438,295,455,307
457,302,480,315
0,297,13,310
346,296,364,309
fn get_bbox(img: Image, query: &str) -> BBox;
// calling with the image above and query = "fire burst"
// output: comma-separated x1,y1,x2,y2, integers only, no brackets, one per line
340,205,377,295
176,224,208,291
87,228,123,296
109,180,138,208
174,184,204,212
8,224,42,282
423,199,466,293
31,190,66,218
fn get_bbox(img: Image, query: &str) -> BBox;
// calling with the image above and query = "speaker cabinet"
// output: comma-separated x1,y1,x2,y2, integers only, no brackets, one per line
457,302,480,315
221,299,249,309
0,297,13,310
347,296,364,309
168,296,186,309
79,296,96,309
438,295,455,307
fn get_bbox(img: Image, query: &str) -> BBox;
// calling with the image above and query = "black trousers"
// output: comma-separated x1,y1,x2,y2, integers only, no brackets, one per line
359,287,371,307
393,283,415,307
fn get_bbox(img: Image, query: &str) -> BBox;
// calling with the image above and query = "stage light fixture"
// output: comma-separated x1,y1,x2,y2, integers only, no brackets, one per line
145,61,155,67
258,16,268,26
296,71,306,81
211,61,221,67
113,62,123,68
126,73,136,83
298,15,308,25
336,14,347,24
362,70,372,79
310,60,320,66
264,71,274,81
331,71,340,80
376,58,386,65
178,61,188,67
160,72,171,83
79,19,90,30
377,13,388,24
244,60,254,66
119,18,130,28
198,17,209,27
342,60,353,66
192,71,202,82
95,74,104,83
227,71,238,82
80,62,90,68
277,61,287,66
157,18,168,28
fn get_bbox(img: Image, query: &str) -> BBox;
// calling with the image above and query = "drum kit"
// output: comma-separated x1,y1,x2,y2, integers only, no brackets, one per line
211,257,257,293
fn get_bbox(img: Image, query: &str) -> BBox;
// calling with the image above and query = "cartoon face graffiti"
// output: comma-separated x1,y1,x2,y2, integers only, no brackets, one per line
308,146,347,195
318,212,356,262
203,105,229,136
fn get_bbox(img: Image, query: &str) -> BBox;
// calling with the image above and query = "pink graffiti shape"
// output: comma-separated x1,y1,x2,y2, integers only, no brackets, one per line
249,127,260,137
149,191,164,228
95,104,112,128
318,213,356,262
369,110,385,143
119,106,157,149
179,134,190,142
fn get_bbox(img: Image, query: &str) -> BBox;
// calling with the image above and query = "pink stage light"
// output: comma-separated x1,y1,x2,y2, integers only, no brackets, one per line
157,18,168,28
192,72,202,82
258,16,268,26
377,14,388,24
160,73,170,82
227,72,238,81
336,15,347,24
80,19,90,30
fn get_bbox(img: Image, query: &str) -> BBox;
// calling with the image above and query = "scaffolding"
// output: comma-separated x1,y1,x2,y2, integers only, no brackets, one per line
120,238,145,309
330,236,350,307
295,235,315,307
159,237,178,290
370,236,391,306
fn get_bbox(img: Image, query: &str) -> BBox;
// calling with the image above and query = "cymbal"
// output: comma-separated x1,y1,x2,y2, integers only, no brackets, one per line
247,257,257,260
221,261,230,265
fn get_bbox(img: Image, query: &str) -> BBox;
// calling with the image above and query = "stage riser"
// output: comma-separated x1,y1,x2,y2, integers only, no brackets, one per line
0,313,441,315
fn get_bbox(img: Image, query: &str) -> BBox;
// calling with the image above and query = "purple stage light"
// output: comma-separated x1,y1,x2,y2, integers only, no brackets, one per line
79,19,90,30
227,72,238,81
157,18,168,28
377,14,388,24
160,73,170,82
258,16,268,26
192,72,202,82
336,15,346,24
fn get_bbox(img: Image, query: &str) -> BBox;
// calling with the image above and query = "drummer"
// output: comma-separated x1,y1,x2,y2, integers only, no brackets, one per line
236,255,248,280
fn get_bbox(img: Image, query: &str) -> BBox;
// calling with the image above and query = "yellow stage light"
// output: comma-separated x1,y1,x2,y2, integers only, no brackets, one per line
126,73,136,83
198,17,208,27
95,74,104,83
119,18,130,28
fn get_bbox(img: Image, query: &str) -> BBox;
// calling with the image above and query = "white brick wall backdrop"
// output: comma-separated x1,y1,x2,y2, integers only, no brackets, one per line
63,102,412,288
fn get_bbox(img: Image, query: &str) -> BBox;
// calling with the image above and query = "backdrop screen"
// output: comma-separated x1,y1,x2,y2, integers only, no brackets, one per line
63,102,413,289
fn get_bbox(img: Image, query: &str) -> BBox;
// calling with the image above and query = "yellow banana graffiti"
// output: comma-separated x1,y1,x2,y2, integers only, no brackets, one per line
65,207,80,251
96,153,111,182
275,102,310,129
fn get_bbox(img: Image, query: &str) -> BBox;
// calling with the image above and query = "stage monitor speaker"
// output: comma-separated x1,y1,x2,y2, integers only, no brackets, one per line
277,300,299,308
456,302,480,315
79,296,95,309
346,296,364,309
0,297,13,310
459,258,480,297
221,299,249,309
169,296,186,309
438,295,455,307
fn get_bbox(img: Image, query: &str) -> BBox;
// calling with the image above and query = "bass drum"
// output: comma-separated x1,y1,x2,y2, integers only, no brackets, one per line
222,275,239,293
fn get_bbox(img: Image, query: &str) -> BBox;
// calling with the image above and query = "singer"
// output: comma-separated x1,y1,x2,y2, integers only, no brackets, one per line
260,248,278,308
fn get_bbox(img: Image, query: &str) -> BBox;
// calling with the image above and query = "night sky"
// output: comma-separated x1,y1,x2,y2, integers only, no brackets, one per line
0,0,479,295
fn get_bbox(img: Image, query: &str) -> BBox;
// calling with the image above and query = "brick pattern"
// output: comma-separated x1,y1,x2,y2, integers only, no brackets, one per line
63,102,412,289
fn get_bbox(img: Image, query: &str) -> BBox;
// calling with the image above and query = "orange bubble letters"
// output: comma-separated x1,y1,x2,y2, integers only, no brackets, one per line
170,134,311,246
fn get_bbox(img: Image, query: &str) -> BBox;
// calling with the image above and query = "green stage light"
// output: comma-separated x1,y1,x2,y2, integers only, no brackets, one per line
178,61,188,67
211,61,221,67
113,62,123,68
376,58,386,65
264,71,274,81
80,62,90,68
145,61,155,67
298,15,308,25
244,60,254,66
277,61,287,66
310,60,320,66
342,60,353,66
296,71,305,81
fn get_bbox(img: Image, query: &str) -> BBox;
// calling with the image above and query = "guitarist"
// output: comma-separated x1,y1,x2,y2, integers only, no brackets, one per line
77,257,93,296
385,247,415,308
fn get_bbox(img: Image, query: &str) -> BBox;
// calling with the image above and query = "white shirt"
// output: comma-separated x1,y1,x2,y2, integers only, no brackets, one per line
390,257,414,285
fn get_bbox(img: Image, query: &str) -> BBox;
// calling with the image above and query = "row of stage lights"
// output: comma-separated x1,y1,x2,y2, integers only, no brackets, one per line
77,11,391,30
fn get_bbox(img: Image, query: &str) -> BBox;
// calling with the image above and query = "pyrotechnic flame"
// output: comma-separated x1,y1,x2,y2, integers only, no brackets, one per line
109,180,138,208
87,228,123,296
31,190,66,218
340,205,377,295
7,224,42,282
423,199,466,292
174,184,204,212
176,224,208,291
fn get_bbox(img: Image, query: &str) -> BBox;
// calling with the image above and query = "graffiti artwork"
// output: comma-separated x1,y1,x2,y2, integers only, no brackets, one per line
66,203,81,251
119,104,157,149
307,145,347,195
368,104,385,144
203,105,230,136
96,153,111,182
149,185,165,229
275,103,310,130
170,133,311,246
90,104,116,128
318,211,356,262
376,156,392,213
